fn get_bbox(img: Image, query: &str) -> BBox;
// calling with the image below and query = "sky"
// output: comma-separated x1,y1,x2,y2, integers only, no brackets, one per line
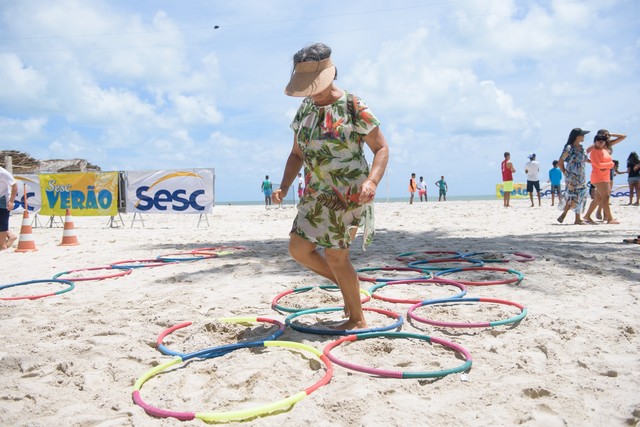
1,0,639,202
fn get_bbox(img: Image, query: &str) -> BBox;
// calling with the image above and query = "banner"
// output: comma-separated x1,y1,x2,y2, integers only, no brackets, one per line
496,183,631,199
13,174,41,214
39,172,119,216
125,169,215,214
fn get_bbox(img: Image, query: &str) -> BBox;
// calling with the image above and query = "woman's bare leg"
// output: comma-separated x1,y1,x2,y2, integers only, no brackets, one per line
324,247,367,330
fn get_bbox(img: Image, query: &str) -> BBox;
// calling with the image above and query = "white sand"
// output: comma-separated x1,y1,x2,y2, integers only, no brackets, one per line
1,200,639,426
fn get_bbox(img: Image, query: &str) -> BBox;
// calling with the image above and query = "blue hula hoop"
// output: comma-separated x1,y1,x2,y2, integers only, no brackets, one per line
285,307,404,336
156,317,285,361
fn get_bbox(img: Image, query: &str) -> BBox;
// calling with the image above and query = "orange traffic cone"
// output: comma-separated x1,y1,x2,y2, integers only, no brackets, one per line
59,209,79,246
15,210,38,252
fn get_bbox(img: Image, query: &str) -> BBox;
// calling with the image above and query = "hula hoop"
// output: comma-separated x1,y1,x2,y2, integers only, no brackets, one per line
0,279,75,301
408,257,483,271
52,265,133,282
285,307,404,336
271,285,371,314
367,278,467,304
323,331,472,378
435,267,524,286
132,340,333,422
156,317,285,360
191,246,247,257
461,251,536,263
111,259,175,269
156,252,217,263
395,250,461,263
356,266,429,283
408,297,527,328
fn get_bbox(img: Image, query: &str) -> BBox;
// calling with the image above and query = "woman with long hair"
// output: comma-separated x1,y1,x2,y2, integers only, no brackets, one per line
557,128,590,224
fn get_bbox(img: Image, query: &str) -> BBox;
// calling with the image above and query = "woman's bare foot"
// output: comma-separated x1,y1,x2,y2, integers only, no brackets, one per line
606,219,620,224
4,235,17,249
583,217,597,224
557,214,566,224
331,318,368,331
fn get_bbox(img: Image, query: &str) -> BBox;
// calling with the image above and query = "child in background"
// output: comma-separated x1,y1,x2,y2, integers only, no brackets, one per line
548,160,563,206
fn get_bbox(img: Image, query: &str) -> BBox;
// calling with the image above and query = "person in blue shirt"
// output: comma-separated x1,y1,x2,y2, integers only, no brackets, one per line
548,160,563,206
434,176,448,201
261,175,273,208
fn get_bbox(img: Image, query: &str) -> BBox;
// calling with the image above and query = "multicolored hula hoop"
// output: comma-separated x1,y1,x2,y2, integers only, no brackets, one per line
408,257,483,271
408,297,527,328
0,279,75,301
190,246,247,257
156,252,217,263
52,265,133,282
110,259,174,269
367,277,467,304
461,251,536,263
395,250,461,263
356,266,429,283
132,341,333,422
271,284,371,314
156,317,285,359
323,331,472,378
435,267,524,286
285,307,403,335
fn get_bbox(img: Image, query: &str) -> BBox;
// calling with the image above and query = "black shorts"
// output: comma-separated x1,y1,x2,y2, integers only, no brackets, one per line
0,209,9,232
526,180,540,193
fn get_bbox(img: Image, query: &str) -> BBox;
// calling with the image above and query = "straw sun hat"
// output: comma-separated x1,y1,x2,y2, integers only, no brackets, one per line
285,57,336,97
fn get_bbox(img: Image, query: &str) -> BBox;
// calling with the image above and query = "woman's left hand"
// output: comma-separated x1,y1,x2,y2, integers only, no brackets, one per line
359,179,377,203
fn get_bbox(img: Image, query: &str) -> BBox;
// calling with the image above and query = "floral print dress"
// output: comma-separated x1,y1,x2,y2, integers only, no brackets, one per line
290,91,380,249
559,144,588,214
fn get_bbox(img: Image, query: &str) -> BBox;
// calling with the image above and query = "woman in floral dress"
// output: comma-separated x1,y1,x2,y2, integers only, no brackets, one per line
272,43,389,331
557,128,590,224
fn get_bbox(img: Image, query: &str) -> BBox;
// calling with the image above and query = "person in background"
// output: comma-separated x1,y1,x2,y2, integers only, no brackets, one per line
549,160,563,206
272,42,389,331
0,166,18,250
261,175,273,208
417,176,428,202
297,172,305,201
524,153,541,207
585,130,626,220
557,128,590,224
583,131,622,224
408,173,417,204
435,176,448,201
501,152,515,207
623,151,640,205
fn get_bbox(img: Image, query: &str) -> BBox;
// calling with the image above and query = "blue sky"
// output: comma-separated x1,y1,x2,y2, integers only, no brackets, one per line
1,0,638,202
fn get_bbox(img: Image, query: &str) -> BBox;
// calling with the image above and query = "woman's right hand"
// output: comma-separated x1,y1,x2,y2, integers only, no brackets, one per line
272,188,288,204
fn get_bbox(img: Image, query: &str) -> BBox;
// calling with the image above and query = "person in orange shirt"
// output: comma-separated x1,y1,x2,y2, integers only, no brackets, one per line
583,133,620,224
408,173,417,204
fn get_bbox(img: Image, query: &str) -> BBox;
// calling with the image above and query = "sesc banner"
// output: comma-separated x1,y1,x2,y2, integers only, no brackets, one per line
495,182,630,199
13,174,42,214
39,172,119,216
125,169,215,214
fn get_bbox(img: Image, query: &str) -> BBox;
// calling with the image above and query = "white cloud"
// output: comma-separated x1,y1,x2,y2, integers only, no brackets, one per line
0,116,48,144
0,54,48,107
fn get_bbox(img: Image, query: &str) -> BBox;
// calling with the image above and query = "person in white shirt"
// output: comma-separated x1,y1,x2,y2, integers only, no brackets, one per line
525,153,541,207
417,176,428,202
0,166,18,250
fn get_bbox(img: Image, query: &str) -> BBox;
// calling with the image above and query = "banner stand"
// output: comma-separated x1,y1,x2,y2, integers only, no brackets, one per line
32,213,43,228
106,213,126,228
130,213,145,228
197,213,210,228
46,216,64,228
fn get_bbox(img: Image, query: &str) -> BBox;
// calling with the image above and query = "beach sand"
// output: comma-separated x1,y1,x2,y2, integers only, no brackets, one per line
1,200,639,426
